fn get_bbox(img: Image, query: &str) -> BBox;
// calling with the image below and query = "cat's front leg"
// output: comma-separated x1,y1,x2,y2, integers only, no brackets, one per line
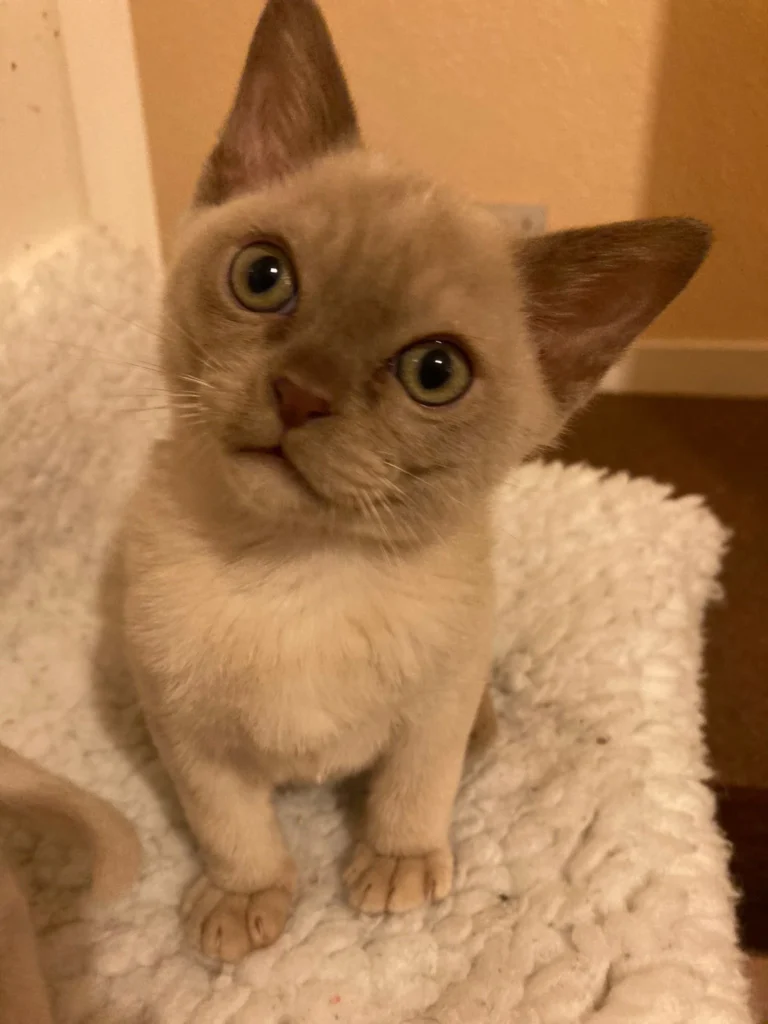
143,707,296,962
344,684,483,914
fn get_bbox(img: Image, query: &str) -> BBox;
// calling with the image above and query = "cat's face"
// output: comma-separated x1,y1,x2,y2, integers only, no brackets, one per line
164,151,551,539
160,0,710,544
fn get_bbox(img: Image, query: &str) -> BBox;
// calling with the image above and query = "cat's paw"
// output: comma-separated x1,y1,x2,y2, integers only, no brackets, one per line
181,874,294,963
343,843,453,914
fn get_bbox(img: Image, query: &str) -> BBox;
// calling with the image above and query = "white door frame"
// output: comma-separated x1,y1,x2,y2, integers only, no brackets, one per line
57,0,161,268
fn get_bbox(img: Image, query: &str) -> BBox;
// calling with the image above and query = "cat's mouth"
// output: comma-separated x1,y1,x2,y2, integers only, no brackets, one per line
233,443,296,473
236,445,284,460
232,443,324,502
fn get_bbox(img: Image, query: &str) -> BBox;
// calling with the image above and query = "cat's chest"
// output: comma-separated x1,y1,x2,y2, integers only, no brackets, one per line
129,539,439,740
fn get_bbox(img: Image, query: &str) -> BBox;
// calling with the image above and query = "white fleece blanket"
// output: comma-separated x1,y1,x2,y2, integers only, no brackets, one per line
0,232,750,1024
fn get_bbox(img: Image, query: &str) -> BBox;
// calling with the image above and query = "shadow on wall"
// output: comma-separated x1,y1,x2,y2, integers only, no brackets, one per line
643,0,768,342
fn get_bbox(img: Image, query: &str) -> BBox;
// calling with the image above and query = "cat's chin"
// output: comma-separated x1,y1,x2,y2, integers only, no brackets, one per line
224,449,400,541
228,444,327,510
221,444,440,545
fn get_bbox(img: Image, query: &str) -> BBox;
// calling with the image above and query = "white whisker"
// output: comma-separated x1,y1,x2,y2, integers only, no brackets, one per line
180,373,216,391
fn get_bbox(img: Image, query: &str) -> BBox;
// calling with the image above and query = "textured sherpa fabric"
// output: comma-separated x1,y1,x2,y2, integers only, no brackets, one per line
0,231,750,1024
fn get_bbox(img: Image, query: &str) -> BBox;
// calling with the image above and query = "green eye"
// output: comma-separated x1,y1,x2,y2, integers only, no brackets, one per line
395,338,473,406
229,242,297,312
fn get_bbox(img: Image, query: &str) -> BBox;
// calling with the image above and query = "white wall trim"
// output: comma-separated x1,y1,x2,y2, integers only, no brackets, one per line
601,339,768,397
57,0,161,268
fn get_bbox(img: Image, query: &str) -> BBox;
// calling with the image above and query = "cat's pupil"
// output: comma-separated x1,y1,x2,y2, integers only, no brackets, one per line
419,348,453,390
247,256,281,294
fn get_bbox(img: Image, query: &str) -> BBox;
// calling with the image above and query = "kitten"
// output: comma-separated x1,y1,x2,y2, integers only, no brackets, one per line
119,0,710,963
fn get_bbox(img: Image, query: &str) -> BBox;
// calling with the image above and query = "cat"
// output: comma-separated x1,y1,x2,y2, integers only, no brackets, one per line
118,0,711,963
0,742,140,1022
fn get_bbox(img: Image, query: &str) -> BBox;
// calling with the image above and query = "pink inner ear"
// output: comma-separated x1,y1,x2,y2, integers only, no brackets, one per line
516,217,712,410
195,0,360,206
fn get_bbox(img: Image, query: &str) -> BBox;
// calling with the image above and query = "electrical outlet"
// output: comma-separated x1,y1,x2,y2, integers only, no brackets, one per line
487,204,547,237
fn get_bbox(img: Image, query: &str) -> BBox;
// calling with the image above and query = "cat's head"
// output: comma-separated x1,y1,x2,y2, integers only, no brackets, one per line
162,0,710,544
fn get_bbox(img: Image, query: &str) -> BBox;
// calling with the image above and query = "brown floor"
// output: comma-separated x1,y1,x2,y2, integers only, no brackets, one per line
556,395,768,957
749,956,768,1021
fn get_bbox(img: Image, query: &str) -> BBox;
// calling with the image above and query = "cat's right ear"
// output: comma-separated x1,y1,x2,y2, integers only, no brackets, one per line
515,217,711,415
194,0,360,206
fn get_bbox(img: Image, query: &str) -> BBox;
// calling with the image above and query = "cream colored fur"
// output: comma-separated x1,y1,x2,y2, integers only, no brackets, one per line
122,441,494,959
119,0,711,962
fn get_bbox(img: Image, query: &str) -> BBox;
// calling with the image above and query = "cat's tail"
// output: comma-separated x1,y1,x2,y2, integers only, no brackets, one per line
0,741,140,902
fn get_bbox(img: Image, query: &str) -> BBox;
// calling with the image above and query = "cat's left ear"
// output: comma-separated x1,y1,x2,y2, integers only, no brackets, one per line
195,0,360,205
515,217,712,414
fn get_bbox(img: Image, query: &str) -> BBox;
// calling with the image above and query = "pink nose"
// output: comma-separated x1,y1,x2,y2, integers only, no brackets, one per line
273,377,332,430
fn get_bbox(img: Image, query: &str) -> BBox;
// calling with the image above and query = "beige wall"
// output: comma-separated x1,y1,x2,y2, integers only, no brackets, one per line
0,0,87,269
130,0,768,344
643,0,768,341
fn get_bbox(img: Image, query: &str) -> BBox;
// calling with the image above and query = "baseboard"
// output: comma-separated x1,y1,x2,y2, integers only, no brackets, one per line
601,340,768,398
